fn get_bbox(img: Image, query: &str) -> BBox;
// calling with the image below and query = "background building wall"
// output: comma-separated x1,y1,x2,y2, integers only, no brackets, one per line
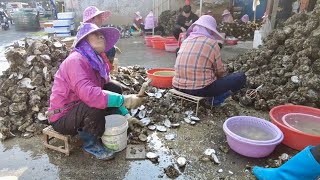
64,0,185,26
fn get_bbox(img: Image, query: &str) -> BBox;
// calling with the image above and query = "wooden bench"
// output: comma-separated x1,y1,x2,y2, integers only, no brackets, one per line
43,126,70,156
169,89,206,116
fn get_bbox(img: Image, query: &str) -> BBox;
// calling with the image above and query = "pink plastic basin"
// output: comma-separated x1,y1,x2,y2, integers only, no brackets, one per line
223,116,283,158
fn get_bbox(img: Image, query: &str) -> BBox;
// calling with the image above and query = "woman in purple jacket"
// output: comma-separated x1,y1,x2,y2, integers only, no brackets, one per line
48,23,144,160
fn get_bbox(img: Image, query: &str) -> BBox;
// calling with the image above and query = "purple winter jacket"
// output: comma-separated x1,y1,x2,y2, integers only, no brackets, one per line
48,51,110,123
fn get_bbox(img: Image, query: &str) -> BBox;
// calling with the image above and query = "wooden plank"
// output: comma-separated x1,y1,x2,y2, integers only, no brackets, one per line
44,144,69,155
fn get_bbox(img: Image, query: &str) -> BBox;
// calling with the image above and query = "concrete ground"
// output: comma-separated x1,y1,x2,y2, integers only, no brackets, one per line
0,35,297,180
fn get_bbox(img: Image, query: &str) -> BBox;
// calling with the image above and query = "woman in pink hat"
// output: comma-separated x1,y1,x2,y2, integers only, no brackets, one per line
48,23,145,160
83,6,111,27
221,9,234,23
173,15,246,106
82,6,119,73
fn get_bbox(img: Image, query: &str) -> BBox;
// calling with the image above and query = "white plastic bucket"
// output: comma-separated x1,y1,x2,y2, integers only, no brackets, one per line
253,30,262,49
102,115,128,152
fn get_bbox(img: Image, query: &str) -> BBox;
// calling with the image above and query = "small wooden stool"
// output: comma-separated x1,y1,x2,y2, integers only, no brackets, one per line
43,126,70,156
169,89,206,116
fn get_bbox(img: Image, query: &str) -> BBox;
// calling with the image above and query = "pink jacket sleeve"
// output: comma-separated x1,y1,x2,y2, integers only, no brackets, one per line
65,57,109,109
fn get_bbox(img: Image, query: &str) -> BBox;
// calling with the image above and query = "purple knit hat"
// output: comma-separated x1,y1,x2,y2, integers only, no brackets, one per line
75,23,120,52
187,15,225,40
83,6,111,23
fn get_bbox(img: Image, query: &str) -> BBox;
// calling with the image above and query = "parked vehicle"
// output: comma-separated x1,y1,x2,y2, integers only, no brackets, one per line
13,8,40,31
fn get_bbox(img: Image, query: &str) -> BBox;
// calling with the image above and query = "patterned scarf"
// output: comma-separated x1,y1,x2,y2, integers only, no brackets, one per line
75,40,110,81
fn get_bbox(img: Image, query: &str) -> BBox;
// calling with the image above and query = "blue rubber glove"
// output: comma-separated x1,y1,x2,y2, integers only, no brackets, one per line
106,91,124,107
118,106,129,116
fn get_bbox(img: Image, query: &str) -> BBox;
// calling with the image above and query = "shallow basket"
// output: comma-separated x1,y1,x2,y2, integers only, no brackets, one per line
224,116,283,144
223,116,284,158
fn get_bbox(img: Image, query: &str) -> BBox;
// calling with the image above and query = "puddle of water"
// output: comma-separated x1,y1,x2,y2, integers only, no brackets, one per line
0,142,59,180
124,132,189,180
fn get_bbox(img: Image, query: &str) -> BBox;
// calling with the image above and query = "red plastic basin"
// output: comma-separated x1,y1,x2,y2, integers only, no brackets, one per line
165,42,179,53
270,105,320,150
145,35,162,47
151,39,166,50
146,68,175,88
225,39,238,45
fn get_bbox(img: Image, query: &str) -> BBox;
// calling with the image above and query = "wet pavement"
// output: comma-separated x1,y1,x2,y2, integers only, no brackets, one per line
0,34,296,180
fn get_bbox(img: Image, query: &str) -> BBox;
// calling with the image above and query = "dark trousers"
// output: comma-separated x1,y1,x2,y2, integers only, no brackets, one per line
145,26,165,36
175,72,246,97
311,144,320,163
173,27,182,40
52,82,123,137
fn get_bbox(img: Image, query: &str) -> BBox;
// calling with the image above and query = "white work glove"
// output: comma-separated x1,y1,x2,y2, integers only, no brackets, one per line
125,114,145,130
123,94,146,109
180,27,186,32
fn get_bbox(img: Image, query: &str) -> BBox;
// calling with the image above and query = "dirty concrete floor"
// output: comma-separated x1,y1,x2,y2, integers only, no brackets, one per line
0,36,297,180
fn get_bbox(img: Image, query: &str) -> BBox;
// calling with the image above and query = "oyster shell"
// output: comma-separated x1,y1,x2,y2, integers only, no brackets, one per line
140,117,151,126
176,157,186,167
165,134,176,140
146,152,159,159
156,125,167,132
204,149,216,156
147,125,156,131
138,110,146,118
163,119,171,128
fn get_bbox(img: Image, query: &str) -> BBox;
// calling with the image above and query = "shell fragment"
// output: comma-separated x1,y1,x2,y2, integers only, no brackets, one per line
204,149,216,156
148,125,156,130
190,116,200,121
165,134,176,140
138,110,147,118
184,117,191,124
131,108,138,116
146,152,159,159
177,157,187,167
211,153,220,164
140,117,151,126
156,125,167,132
164,119,171,128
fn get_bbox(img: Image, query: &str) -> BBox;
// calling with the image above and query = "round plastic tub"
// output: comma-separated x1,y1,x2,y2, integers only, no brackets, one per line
270,105,320,150
223,116,283,158
225,39,238,45
282,113,320,136
165,36,177,44
102,115,128,152
144,35,162,47
146,68,175,88
165,42,179,52
151,39,166,50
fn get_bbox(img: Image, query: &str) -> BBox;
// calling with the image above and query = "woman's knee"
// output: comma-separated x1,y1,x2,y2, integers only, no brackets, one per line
235,72,247,87
82,107,106,137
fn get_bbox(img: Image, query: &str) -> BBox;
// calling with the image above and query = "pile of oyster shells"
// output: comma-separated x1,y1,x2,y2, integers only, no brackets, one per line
0,38,69,140
227,2,320,110
218,20,261,41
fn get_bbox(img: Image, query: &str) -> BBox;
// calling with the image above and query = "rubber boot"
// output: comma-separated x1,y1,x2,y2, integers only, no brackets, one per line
78,129,115,160
253,146,320,180
209,91,232,107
